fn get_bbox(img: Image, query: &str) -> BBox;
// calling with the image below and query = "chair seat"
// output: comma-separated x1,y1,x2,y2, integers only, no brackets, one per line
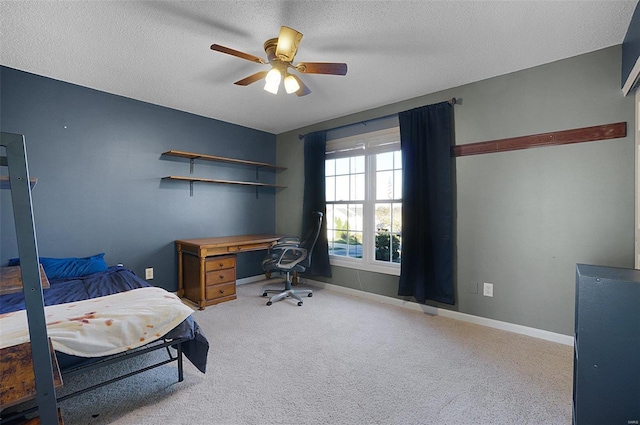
260,211,323,307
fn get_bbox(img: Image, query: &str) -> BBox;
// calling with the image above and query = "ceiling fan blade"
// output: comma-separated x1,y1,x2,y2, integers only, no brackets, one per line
275,26,303,62
295,62,347,76
210,44,266,64
290,74,311,97
234,71,269,86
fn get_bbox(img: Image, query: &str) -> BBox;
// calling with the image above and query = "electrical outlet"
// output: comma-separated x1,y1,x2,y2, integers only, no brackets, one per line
483,282,493,297
469,281,478,294
145,268,154,280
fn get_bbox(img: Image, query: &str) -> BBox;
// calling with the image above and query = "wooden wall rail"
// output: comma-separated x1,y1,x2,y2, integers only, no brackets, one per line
451,122,627,157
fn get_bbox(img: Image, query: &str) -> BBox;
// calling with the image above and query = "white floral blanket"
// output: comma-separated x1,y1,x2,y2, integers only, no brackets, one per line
0,287,194,357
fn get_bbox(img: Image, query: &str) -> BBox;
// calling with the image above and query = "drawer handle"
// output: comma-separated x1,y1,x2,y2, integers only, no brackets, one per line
220,289,225,294
219,262,224,267
219,274,224,280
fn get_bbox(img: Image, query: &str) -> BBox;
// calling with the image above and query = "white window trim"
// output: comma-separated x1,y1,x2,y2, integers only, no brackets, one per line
326,127,402,276
330,255,401,276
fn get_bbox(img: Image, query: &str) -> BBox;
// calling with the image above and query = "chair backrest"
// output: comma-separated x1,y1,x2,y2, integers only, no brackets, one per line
299,211,323,269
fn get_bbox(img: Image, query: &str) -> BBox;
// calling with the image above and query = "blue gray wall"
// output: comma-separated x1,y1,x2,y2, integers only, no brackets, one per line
276,46,635,337
0,66,277,291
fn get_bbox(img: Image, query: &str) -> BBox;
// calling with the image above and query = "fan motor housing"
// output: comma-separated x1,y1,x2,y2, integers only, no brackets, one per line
263,38,278,63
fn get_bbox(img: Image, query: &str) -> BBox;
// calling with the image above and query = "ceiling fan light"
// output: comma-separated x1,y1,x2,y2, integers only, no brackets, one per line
284,74,300,94
264,80,279,94
265,67,281,84
264,68,281,94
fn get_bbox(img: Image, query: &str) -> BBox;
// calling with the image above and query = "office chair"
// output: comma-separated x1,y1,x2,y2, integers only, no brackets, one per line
261,211,323,306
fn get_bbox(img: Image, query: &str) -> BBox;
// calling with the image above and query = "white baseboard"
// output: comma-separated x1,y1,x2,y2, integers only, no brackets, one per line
304,279,574,347
237,275,270,285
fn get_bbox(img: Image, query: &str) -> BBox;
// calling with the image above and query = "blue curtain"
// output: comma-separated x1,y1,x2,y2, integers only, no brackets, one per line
302,131,332,277
398,102,454,305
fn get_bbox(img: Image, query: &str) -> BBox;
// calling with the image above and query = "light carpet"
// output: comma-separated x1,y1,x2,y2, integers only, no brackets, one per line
50,280,573,424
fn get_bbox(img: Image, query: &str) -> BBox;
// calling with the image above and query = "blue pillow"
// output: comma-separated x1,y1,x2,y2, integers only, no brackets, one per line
8,253,108,280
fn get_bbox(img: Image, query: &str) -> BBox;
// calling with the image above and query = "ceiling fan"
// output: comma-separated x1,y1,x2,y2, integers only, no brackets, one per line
211,26,347,96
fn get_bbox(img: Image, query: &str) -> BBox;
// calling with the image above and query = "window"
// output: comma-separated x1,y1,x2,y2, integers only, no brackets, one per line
325,128,402,275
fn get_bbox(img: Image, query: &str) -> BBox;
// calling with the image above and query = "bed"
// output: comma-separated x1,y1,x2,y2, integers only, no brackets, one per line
0,259,209,422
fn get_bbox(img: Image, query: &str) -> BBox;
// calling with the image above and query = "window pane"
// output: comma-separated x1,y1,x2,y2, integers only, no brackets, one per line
375,230,389,261
335,157,349,175
375,203,391,231
326,203,335,254
392,202,402,234
375,230,401,262
326,176,335,201
348,231,363,258
393,234,402,263
333,204,347,228
377,151,394,171
335,175,350,201
352,174,365,200
349,204,363,231
328,203,363,258
326,204,334,236
352,156,365,173
326,159,335,176
376,170,393,200
394,151,402,169
329,204,347,256
375,202,401,263
394,170,402,199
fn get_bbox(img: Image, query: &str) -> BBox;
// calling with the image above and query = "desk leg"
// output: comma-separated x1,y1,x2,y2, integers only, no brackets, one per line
198,256,206,310
177,246,184,298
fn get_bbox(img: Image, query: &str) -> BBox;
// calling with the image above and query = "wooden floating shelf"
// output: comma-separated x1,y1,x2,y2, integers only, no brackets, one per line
0,175,37,190
162,150,286,171
0,339,63,410
162,176,286,189
451,122,627,157
0,265,50,295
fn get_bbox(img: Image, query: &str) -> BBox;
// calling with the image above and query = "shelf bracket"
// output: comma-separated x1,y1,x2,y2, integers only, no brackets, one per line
190,181,194,197
189,159,194,174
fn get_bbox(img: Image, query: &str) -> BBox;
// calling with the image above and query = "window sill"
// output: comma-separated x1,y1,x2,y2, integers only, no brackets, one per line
329,256,401,276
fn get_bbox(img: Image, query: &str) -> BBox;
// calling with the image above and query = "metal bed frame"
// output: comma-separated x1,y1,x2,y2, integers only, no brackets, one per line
0,337,187,424
1,133,189,424
2,132,58,423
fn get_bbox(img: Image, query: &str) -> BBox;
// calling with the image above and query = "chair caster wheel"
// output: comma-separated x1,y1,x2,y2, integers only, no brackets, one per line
266,301,272,306
297,301,303,306
262,292,268,297
308,293,313,297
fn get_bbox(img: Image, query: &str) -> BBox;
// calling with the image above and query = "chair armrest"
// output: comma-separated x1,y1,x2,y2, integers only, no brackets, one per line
271,237,300,248
274,247,307,270
268,237,300,255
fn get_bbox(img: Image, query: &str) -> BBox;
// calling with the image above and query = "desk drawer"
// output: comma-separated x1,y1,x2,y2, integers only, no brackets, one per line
206,282,236,300
205,255,236,272
205,267,235,285
228,243,270,252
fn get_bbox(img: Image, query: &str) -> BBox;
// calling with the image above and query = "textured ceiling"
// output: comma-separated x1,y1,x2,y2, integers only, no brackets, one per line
0,1,637,134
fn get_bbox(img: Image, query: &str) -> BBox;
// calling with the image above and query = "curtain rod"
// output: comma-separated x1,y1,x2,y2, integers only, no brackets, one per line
298,97,459,140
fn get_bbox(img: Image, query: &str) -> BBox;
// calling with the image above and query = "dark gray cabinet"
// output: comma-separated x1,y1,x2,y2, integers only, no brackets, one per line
573,264,640,425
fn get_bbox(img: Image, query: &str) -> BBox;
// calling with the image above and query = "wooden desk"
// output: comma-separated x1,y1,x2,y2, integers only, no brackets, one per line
176,234,281,310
